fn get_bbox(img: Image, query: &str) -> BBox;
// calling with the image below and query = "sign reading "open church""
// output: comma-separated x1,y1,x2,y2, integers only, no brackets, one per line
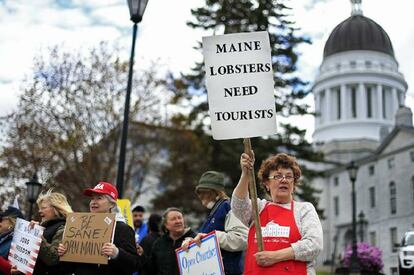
202,31,277,140
176,232,224,275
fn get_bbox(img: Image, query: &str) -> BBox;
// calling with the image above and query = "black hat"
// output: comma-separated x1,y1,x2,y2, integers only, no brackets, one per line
0,206,24,220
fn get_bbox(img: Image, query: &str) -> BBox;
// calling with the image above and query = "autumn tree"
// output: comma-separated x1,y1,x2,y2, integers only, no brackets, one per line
0,43,167,211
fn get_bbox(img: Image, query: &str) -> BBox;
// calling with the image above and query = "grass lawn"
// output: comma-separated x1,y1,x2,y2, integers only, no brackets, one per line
316,272,333,275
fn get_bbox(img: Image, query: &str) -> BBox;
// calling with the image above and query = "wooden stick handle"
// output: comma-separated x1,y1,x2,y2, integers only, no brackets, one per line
243,138,264,252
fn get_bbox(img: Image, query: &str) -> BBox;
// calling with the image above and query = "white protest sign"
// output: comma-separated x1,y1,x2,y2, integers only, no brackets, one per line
203,31,277,140
176,232,224,275
8,218,45,275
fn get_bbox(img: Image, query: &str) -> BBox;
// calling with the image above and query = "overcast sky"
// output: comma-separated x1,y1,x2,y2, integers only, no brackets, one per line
1,0,413,141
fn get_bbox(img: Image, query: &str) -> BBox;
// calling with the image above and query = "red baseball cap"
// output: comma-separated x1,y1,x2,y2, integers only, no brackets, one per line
83,182,118,200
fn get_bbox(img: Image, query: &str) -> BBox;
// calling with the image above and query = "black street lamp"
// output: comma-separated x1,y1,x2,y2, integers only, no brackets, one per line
25,174,42,220
116,0,149,198
358,211,366,242
347,161,360,273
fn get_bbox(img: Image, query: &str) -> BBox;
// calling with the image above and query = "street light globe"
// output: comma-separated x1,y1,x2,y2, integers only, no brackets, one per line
127,0,149,23
347,160,359,182
25,174,42,203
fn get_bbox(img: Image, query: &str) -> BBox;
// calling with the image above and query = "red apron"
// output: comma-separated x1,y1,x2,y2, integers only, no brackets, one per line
244,201,307,275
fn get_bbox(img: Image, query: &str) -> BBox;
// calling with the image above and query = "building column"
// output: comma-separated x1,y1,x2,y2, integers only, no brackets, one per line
326,88,332,123
358,83,366,119
315,91,320,126
340,84,347,120
392,87,399,117
377,84,383,119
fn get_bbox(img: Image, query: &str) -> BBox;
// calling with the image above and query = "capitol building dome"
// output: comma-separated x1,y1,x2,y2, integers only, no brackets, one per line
312,0,408,158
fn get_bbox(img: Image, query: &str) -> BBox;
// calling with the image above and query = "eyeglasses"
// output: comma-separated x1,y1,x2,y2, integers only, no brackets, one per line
268,174,294,182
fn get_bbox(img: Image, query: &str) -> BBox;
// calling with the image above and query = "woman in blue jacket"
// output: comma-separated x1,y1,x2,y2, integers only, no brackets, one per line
183,171,248,275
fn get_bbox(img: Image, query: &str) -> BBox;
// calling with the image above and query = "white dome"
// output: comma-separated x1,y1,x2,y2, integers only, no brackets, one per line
312,49,407,143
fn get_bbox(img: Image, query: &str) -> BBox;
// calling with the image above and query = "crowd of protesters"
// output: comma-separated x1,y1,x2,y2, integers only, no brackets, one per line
0,151,323,275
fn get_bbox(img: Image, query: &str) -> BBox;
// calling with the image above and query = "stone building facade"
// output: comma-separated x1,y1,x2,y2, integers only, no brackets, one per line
311,1,414,274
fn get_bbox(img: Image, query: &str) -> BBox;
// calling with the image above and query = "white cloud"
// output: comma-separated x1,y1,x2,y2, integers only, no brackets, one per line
0,0,413,141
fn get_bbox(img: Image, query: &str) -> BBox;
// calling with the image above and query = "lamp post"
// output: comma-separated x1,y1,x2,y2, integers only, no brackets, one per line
347,160,360,273
116,0,149,198
358,211,366,242
25,174,42,220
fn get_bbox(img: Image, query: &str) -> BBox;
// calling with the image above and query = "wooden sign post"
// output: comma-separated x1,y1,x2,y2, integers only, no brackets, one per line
243,138,264,251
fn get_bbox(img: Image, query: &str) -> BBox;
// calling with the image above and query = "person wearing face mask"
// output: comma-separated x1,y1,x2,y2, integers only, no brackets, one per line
182,171,248,275
57,182,143,275
232,152,323,275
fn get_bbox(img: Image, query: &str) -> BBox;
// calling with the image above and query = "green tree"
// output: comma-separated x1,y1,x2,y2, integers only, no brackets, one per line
157,0,324,217
0,43,167,211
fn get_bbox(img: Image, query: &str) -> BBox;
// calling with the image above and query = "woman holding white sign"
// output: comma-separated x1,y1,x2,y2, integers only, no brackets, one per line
232,152,323,275
57,182,142,275
31,190,73,275
181,171,248,275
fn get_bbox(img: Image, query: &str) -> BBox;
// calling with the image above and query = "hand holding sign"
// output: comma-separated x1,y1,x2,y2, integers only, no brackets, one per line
181,233,208,251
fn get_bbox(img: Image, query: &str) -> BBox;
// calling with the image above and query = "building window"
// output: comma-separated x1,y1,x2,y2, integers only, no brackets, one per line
336,63,341,71
368,165,375,176
410,151,414,162
390,227,398,252
390,267,398,275
390,182,397,214
369,231,376,246
365,60,372,68
366,86,373,118
350,61,357,68
334,177,339,186
334,196,339,216
369,186,376,208
351,86,357,118
388,157,395,169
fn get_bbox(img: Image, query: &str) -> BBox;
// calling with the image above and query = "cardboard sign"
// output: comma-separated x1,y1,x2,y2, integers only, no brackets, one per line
60,213,116,265
117,199,133,228
203,31,277,140
8,218,45,275
176,231,224,275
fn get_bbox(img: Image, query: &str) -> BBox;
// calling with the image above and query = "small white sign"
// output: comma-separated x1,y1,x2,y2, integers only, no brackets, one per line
176,232,224,275
202,31,277,140
261,221,290,238
8,218,45,275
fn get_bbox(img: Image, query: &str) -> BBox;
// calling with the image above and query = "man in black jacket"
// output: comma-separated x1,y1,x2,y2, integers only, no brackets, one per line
144,208,195,275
